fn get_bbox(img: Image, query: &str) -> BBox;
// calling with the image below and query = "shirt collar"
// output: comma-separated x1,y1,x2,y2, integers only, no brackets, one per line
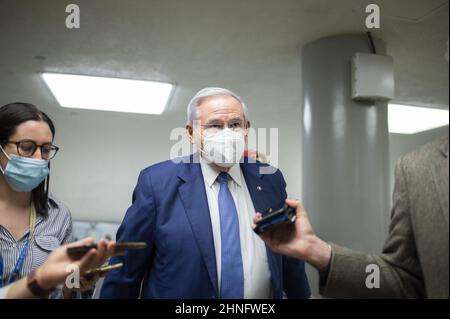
199,156,243,188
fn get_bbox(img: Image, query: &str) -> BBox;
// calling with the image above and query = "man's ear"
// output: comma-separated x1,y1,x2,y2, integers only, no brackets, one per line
186,124,195,144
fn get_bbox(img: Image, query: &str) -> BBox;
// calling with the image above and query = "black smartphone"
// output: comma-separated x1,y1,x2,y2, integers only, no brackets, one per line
84,263,124,280
254,205,297,234
67,242,147,260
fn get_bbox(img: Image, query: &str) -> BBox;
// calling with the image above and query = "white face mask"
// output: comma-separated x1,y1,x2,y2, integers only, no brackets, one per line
198,128,246,168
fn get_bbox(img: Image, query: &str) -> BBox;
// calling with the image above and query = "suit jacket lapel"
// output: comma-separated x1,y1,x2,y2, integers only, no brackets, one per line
241,160,284,297
241,161,277,215
432,137,449,226
177,156,218,294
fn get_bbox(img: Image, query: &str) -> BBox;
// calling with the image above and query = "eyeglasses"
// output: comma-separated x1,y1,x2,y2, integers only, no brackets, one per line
200,119,247,134
2,140,60,160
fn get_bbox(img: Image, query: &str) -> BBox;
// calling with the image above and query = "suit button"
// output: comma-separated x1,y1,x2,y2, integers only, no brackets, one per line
268,208,273,213
257,186,263,191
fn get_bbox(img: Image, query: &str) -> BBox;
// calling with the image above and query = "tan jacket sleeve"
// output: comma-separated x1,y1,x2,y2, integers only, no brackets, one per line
320,158,426,298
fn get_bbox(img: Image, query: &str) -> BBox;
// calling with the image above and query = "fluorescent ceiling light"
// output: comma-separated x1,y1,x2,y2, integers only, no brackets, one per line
388,104,449,134
42,73,173,115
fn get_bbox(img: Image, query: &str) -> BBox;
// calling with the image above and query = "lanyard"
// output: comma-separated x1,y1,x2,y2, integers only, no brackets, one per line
0,203,36,288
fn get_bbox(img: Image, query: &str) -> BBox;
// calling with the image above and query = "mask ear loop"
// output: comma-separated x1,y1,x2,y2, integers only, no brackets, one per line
0,144,11,174
192,126,208,157
42,161,51,215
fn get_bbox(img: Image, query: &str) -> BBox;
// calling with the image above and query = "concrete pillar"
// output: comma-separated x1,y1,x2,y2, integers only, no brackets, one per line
301,34,391,293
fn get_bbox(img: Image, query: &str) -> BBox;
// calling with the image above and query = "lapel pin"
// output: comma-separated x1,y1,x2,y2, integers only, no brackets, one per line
256,186,263,191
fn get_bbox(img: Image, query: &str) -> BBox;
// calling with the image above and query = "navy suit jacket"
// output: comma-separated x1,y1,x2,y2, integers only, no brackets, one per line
100,155,310,299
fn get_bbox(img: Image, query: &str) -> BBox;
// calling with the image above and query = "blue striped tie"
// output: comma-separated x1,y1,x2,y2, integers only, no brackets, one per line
217,172,244,299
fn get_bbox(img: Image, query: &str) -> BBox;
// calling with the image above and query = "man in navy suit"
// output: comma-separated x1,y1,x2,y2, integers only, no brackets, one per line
100,87,310,299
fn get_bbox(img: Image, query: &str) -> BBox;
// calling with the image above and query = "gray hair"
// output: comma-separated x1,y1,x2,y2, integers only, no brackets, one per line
187,87,249,124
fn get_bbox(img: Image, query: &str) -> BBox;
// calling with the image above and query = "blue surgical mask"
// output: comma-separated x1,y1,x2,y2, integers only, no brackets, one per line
0,146,49,192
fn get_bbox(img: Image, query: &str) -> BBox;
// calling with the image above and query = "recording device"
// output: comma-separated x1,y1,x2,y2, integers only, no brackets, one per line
254,205,296,234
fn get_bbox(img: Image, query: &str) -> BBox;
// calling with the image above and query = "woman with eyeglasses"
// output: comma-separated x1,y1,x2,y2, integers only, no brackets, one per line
0,102,99,298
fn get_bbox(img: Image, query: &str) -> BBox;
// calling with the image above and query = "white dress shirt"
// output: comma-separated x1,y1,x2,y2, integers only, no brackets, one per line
200,157,272,299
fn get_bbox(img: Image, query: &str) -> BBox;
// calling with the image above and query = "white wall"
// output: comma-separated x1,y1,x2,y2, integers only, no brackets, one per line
49,108,181,222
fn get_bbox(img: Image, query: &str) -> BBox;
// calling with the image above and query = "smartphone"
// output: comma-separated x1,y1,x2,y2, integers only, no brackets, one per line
114,242,147,251
84,263,123,280
67,242,147,259
254,205,296,234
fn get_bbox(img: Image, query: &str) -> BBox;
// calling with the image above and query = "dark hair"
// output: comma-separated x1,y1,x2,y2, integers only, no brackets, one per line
0,102,56,216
